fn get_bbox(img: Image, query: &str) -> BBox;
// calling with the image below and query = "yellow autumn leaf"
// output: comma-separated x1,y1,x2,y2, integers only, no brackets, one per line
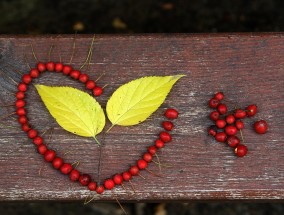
106,75,184,126
35,85,105,141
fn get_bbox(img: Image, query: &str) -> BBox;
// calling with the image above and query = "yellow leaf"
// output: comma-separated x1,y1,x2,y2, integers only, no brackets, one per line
106,75,184,126
35,85,105,140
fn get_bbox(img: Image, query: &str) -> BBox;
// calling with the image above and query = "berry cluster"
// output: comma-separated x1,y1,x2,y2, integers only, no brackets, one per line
208,92,268,157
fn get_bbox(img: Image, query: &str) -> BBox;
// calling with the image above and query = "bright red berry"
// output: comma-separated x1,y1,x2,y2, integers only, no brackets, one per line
18,116,27,124
93,86,103,96
209,98,220,108
214,92,224,101
246,104,257,117
52,157,64,169
79,74,89,83
137,159,148,170
210,111,220,121
46,62,55,71
22,124,31,132
60,163,73,174
33,136,43,145
37,62,46,72
155,139,165,148
79,174,91,186
86,80,96,90
70,169,80,181
28,129,37,139
215,119,226,129
215,132,227,142
235,144,248,157
143,153,153,162
104,179,115,190
62,65,72,75
148,146,157,155
164,108,179,119
30,68,39,78
235,120,244,130
16,107,26,116
18,83,27,92
70,70,80,79
129,166,139,176
96,185,104,194
88,182,97,191
55,63,63,72
122,172,132,181
226,114,235,124
234,109,246,119
225,125,237,136
16,99,25,108
227,136,240,148
254,120,268,134
44,150,56,162
208,125,218,137
22,74,32,84
16,91,25,99
113,174,123,185
162,121,174,131
38,144,47,155
159,131,172,143
217,104,227,115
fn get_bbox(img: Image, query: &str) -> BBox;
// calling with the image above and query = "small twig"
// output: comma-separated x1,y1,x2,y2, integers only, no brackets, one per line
80,34,96,70
84,194,96,205
0,112,16,121
69,31,77,64
154,153,162,172
48,45,55,61
24,54,31,69
30,44,39,61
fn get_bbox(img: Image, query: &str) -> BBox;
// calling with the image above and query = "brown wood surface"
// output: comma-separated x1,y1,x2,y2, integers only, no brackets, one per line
0,34,283,201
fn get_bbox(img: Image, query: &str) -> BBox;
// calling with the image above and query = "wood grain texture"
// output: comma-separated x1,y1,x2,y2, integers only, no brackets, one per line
0,34,283,201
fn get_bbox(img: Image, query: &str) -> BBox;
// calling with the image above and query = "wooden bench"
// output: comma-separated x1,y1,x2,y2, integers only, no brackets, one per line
0,34,283,201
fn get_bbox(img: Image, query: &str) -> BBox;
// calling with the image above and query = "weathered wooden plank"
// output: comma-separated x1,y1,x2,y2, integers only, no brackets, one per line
0,34,283,201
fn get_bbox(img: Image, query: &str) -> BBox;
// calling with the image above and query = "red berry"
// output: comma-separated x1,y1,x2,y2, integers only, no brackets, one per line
28,129,37,139
79,74,89,83
33,136,43,145
16,91,25,99
148,146,157,155
46,62,55,71
86,80,96,90
22,74,32,84
16,107,26,116
55,63,63,72
159,131,172,143
70,70,80,79
225,125,237,136
37,62,46,72
60,163,73,174
62,65,72,75
70,169,80,181
104,179,115,190
226,114,235,124
16,99,25,108
38,144,47,155
254,120,268,134
215,119,226,129
227,136,240,148
129,166,139,176
30,68,39,78
44,150,56,162
122,172,132,181
215,132,227,142
235,144,248,157
22,124,31,132
246,104,257,117
52,157,64,169
18,83,27,92
88,182,97,191
162,121,174,131
143,153,152,162
208,125,218,137
18,116,28,124
208,98,220,108
210,111,220,121
165,108,179,119
79,174,91,186
234,109,246,119
96,185,104,194
137,159,148,170
93,86,103,96
214,92,224,101
155,139,165,148
235,120,244,130
217,104,227,115
113,174,123,185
